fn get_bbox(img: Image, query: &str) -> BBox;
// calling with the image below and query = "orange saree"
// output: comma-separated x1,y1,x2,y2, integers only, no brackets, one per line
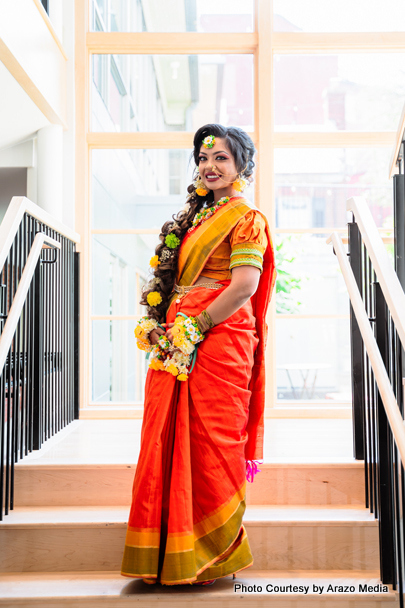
121,196,276,584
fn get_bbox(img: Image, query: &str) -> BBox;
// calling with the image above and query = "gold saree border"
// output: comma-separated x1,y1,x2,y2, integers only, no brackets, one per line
166,197,261,314
124,480,246,551
121,482,249,583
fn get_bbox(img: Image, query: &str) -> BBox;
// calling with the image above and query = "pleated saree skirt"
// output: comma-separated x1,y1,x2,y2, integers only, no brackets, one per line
121,279,260,585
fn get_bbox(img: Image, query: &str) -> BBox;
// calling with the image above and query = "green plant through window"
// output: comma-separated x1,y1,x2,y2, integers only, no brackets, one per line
275,236,303,314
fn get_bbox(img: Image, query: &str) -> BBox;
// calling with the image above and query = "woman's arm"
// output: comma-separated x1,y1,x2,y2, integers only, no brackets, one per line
164,265,261,342
205,265,260,325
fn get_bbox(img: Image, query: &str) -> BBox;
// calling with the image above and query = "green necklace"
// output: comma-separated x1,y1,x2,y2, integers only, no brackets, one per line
188,196,232,233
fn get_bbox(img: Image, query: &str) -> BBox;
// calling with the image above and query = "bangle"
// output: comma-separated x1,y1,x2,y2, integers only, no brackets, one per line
134,316,159,352
196,309,215,333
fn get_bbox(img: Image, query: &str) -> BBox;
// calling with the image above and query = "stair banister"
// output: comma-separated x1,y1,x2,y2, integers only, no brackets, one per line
389,99,405,179
346,196,405,350
0,196,80,519
326,231,405,467
0,196,80,276
0,233,60,373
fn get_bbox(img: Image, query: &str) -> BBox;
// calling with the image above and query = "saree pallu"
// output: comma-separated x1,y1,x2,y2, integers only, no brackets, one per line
121,281,258,584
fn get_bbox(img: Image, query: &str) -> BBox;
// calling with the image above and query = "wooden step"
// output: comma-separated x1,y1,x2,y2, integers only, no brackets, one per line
0,505,379,573
14,462,365,506
0,570,396,607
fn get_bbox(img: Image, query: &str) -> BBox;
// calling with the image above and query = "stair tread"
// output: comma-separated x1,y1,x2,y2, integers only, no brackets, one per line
1,504,377,528
0,570,395,601
15,460,363,469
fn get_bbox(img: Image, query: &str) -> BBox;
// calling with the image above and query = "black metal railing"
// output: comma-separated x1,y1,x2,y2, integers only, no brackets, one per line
0,212,79,520
349,137,405,605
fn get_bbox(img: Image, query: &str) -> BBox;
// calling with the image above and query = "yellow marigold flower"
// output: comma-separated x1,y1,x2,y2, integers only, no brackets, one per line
147,291,162,307
171,325,182,337
196,186,208,196
149,255,160,268
136,339,150,351
177,373,188,381
233,178,248,192
149,359,165,371
166,364,179,376
134,326,145,338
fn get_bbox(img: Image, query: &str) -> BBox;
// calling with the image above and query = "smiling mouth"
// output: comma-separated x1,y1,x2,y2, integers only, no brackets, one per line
205,173,221,181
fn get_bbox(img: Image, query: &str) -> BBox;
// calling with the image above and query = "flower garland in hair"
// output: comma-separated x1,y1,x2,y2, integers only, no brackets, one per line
145,221,182,309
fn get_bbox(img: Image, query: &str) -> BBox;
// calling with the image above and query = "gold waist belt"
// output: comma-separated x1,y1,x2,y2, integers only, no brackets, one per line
174,282,224,302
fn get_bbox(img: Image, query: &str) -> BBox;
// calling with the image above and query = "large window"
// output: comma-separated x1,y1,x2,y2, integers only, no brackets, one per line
92,54,254,132
273,0,405,32
78,0,402,412
91,0,255,33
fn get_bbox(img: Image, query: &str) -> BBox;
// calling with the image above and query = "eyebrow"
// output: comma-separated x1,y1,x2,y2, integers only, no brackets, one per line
199,151,229,155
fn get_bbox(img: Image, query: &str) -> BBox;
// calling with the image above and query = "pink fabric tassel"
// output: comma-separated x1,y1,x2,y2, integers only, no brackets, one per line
245,459,263,483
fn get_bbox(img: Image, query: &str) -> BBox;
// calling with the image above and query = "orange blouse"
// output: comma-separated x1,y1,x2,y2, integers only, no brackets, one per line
199,209,268,281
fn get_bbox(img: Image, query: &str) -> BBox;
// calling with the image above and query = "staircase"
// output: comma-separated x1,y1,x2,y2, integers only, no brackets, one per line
0,420,398,606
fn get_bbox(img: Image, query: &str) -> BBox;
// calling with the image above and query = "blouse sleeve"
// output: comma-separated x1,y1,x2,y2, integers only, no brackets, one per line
228,210,268,274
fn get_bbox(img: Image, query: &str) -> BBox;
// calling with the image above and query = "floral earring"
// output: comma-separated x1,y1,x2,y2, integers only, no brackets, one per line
193,170,209,197
232,174,249,193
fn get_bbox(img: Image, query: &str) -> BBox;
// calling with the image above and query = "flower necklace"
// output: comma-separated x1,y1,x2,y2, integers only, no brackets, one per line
187,196,233,233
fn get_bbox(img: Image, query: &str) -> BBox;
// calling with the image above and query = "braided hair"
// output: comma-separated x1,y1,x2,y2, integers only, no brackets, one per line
140,123,257,323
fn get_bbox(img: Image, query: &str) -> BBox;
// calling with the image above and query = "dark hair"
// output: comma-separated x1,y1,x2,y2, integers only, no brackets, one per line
140,124,257,323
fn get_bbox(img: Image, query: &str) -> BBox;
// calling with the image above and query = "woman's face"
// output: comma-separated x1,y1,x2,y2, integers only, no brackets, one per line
198,137,239,195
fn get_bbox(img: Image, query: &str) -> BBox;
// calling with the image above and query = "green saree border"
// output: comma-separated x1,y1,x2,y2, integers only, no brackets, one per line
120,498,250,584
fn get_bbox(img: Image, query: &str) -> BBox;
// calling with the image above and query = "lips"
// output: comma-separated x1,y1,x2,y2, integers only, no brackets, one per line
205,172,220,181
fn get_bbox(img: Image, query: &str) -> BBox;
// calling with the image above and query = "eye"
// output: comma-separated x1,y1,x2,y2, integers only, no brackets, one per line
215,156,227,161
198,156,207,162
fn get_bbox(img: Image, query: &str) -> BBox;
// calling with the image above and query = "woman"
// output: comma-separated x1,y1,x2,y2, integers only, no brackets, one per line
121,124,276,586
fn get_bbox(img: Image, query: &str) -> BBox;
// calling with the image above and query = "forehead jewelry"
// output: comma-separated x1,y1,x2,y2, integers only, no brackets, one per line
202,135,215,148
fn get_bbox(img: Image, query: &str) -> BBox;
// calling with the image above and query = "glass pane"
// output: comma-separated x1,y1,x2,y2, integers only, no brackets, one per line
91,54,254,132
91,148,256,230
275,148,393,229
91,0,254,33
92,148,194,229
273,0,405,32
275,233,349,315
274,54,405,131
276,318,351,402
91,320,148,403
92,234,152,316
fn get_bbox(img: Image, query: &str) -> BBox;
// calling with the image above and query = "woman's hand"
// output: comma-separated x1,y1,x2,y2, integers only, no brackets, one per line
149,327,166,345
164,322,175,343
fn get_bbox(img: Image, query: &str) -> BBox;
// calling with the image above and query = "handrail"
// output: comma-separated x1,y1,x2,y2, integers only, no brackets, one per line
326,231,405,467
346,196,405,350
0,201,80,519
389,99,405,179
0,196,80,275
0,232,60,373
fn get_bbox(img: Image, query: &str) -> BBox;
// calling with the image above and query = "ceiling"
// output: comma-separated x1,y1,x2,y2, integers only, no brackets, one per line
0,60,49,152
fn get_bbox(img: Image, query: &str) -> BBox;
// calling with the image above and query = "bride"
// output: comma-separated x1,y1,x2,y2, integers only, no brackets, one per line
121,123,276,586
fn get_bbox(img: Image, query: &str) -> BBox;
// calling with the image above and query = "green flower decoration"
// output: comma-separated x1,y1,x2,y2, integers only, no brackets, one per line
165,233,181,248
202,135,215,149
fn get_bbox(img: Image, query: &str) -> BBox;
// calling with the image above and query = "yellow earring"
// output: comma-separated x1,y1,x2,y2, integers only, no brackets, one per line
232,175,248,192
193,171,209,196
